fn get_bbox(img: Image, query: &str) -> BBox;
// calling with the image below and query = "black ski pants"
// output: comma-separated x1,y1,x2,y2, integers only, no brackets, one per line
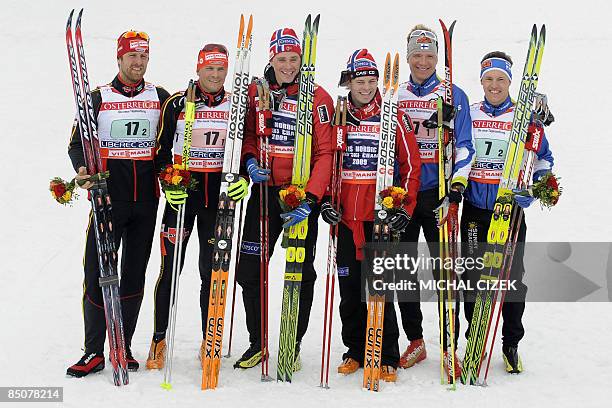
336,222,400,367
236,184,320,348
82,200,158,354
399,188,461,348
460,201,527,348
152,200,217,338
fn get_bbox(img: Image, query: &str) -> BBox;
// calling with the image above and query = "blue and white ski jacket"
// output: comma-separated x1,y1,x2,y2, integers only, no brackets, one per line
465,96,554,210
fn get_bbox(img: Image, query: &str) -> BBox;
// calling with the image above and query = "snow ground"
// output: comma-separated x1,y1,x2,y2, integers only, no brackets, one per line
0,0,611,407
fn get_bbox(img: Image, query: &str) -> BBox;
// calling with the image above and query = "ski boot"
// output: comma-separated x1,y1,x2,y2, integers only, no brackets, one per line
66,352,105,378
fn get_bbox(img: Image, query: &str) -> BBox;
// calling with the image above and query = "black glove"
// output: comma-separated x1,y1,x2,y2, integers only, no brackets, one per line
321,199,342,225
388,208,411,232
422,101,455,130
448,189,463,204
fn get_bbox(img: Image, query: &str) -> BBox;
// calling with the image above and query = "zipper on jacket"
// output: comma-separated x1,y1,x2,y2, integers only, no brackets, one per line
354,185,360,220
133,160,138,201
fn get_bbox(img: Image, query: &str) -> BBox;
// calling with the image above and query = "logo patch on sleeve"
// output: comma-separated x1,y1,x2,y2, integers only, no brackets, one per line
400,113,413,132
338,266,349,277
318,105,330,123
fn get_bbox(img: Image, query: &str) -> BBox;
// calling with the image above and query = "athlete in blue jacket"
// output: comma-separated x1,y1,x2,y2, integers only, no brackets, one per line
396,24,475,379
462,50,554,374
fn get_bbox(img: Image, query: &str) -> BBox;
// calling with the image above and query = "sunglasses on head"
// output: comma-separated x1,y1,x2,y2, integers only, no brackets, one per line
121,30,149,41
409,29,437,41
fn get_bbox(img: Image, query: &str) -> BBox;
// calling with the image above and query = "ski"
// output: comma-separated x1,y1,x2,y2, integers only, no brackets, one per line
320,96,347,388
436,18,458,389
161,81,196,390
66,8,129,386
201,14,253,390
277,14,320,383
480,113,546,382
363,52,399,392
461,25,545,386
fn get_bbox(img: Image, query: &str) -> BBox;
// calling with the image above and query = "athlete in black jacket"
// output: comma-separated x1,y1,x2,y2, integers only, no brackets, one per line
66,31,170,377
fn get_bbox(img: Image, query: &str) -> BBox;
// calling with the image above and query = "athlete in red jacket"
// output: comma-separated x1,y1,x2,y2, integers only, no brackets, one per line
321,49,420,383
233,27,334,369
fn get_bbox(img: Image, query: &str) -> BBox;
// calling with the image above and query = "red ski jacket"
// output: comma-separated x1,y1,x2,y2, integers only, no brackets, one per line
241,78,334,201
337,92,421,259
339,92,421,221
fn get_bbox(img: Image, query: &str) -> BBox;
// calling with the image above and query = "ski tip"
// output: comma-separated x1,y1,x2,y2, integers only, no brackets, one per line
160,382,172,391
237,14,245,48
531,24,537,36
305,14,312,27
245,14,254,48
449,20,457,34
77,8,84,21
540,24,546,39
313,14,320,29
66,9,74,28
439,18,447,31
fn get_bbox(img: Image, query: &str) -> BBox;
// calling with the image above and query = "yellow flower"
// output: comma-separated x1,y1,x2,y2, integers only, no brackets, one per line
382,196,394,209
279,189,287,201
173,163,185,170
551,191,559,198
62,191,72,201
171,175,183,185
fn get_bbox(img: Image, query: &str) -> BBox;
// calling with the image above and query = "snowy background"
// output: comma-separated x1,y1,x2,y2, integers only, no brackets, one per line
1,0,610,407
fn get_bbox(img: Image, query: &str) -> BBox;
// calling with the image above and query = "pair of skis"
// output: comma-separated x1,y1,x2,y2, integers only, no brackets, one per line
462,24,546,386
160,15,253,391
276,14,320,383
436,19,459,389
363,52,400,392
200,14,253,390
65,9,128,386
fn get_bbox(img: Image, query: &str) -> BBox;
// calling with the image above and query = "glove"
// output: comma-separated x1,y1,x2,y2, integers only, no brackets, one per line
533,170,548,182
321,199,341,225
227,176,248,201
75,166,94,189
448,188,463,204
246,157,271,183
388,208,411,232
512,188,535,209
422,101,455,129
280,195,315,228
165,189,188,211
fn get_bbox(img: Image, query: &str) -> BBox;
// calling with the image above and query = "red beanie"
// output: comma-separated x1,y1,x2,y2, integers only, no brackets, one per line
117,31,149,58
197,44,229,71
